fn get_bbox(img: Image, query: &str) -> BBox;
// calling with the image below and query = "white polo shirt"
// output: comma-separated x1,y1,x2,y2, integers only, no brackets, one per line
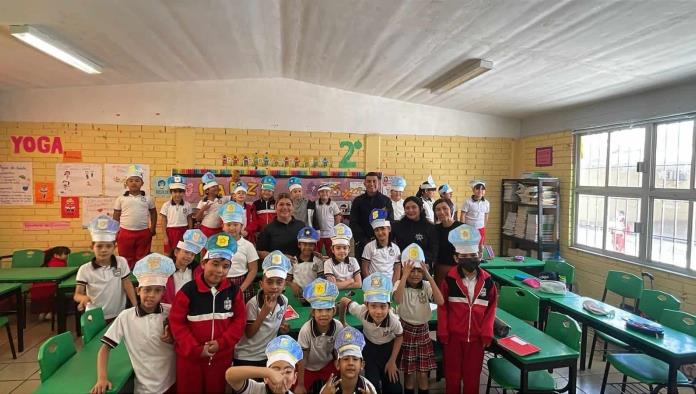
234,292,288,361
391,199,405,221
315,200,341,238
461,197,490,229
173,267,192,293
196,196,230,228
347,302,403,345
114,192,155,231
394,280,433,325
159,200,192,227
297,319,343,371
323,257,360,282
227,237,259,278
361,240,401,276
422,198,435,224
76,256,130,319
101,304,175,394
289,256,324,289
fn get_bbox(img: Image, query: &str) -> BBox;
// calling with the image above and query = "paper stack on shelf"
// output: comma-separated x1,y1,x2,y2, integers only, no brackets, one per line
525,213,555,242
516,184,557,206
514,207,528,238
503,182,518,202
525,213,538,241
503,211,517,235
540,215,555,243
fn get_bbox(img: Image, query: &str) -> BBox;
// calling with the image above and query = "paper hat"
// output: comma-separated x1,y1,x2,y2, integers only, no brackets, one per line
125,164,144,180
133,253,175,287
233,181,248,194
262,251,291,279
218,201,245,224
88,215,119,242
448,224,481,254
438,183,454,195
362,272,393,303
303,278,339,309
167,175,186,190
265,335,303,368
390,176,406,192
288,177,303,191
335,326,366,359
369,208,390,229
261,175,277,191
201,172,218,191
470,180,486,188
317,183,332,192
331,223,352,246
297,226,319,243
420,175,437,190
176,229,207,254
204,233,237,261
401,243,425,268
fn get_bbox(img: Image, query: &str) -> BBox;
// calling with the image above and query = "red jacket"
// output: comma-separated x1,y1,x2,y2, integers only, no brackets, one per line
242,202,257,244
169,271,246,361
437,265,497,345
250,198,276,238
162,265,203,304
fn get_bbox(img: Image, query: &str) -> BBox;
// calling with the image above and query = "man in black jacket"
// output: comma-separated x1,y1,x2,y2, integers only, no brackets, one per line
349,172,394,259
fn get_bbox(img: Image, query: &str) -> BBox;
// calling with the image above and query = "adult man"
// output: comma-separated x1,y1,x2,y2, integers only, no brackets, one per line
349,172,394,259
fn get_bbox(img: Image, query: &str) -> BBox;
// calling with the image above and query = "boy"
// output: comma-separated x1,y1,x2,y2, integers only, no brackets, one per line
220,201,260,302
169,233,246,393
320,326,377,394
438,224,497,394
287,227,324,298
75,215,137,321
160,175,192,254
460,180,489,253
226,335,303,394
234,251,291,367
288,176,315,225
90,253,176,394
389,176,406,221
339,272,403,393
113,164,157,268
313,183,341,254
437,183,457,221
296,278,343,393
231,181,257,243
251,175,277,235
361,209,401,283
323,224,361,290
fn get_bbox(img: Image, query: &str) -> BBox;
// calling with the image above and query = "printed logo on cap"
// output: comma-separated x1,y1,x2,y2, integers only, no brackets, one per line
147,255,161,269
216,235,229,247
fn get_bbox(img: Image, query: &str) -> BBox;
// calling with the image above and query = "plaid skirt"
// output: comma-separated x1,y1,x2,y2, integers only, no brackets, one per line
228,274,256,303
399,319,436,373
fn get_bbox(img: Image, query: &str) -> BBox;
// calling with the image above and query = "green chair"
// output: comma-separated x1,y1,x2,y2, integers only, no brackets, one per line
37,332,76,382
600,310,696,394
588,270,643,369
498,286,540,326
486,312,581,393
66,251,94,267
0,315,17,359
80,307,106,344
11,249,45,267
638,289,681,322
543,259,576,291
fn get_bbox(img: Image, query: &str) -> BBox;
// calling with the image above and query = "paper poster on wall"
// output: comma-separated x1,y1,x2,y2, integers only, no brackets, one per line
56,163,103,196
34,181,54,203
152,176,170,198
23,221,71,231
82,197,114,227
104,164,151,196
60,196,80,218
0,162,33,205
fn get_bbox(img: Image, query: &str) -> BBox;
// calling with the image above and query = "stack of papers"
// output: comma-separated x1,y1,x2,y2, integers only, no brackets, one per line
516,184,557,205
514,207,528,238
502,212,517,235
503,182,518,202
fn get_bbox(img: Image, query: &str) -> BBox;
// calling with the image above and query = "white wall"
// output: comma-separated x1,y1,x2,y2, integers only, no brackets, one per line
0,78,520,137
521,79,696,135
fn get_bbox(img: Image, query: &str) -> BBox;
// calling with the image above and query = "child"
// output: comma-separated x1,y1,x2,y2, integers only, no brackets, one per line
313,183,341,254
163,229,207,304
220,201,259,303
339,272,402,393
460,180,489,253
438,224,497,394
287,227,324,298
320,326,377,394
90,253,176,394
169,232,246,393
226,335,303,394
288,176,315,225
393,244,445,394
296,278,343,393
232,181,258,243
193,172,230,237
323,224,361,290
389,176,406,221
160,175,193,254
361,209,401,283
31,246,70,320
251,175,277,236
437,183,457,221
234,251,291,367
415,175,437,224
75,215,137,321
112,164,157,268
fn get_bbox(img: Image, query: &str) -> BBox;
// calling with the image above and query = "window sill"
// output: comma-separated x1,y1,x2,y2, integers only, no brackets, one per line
568,246,696,280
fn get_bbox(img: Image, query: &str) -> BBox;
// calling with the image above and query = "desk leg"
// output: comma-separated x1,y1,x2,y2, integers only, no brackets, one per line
579,323,587,371
56,288,67,333
15,288,24,353
520,367,528,393
667,363,678,394
539,302,549,331
568,361,577,394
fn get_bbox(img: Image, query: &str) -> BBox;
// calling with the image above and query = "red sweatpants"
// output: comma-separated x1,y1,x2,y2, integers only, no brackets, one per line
299,362,337,391
316,237,332,255
478,227,486,247
165,226,189,254
116,228,152,269
176,356,229,393
443,338,485,394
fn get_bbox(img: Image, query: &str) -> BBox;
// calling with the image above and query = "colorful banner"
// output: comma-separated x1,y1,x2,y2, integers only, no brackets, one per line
0,162,33,205
34,181,54,203
222,153,332,168
60,196,80,218
56,163,102,197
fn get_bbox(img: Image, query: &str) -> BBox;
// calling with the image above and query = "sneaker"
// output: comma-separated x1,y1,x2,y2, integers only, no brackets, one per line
38,313,46,321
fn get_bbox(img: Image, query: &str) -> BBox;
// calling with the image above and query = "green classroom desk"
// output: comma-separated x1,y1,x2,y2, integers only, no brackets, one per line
33,327,133,394
0,267,78,352
493,309,579,394
549,296,696,393
0,283,23,355
481,256,546,271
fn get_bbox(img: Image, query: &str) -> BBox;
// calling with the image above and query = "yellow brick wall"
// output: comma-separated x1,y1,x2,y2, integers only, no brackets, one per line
514,130,696,313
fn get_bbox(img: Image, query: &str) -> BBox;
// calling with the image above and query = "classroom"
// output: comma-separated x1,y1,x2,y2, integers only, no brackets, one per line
0,1,695,393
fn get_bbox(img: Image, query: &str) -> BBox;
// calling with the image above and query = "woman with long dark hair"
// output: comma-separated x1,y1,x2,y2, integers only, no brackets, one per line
432,198,462,286
392,196,438,269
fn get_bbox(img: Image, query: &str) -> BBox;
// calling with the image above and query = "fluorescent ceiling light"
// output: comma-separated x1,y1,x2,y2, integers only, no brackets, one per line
10,25,102,74
429,59,493,95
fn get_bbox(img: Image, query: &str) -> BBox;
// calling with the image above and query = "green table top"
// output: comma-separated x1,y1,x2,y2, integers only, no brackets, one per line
33,328,133,394
0,267,78,283
482,256,546,269
495,308,579,364
550,296,696,358
486,268,580,301
0,282,21,297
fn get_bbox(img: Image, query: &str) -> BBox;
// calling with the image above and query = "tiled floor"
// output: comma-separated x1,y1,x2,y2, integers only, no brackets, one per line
0,313,694,393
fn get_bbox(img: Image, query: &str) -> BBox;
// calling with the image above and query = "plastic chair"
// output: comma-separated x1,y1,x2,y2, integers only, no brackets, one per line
600,310,696,394
638,289,681,322
486,312,581,393
37,332,77,382
543,259,576,290
66,251,94,267
80,307,106,344
588,270,643,369
12,249,45,268
498,286,540,326
0,316,16,359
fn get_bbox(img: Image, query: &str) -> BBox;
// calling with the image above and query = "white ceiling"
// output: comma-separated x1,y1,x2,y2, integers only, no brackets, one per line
1,0,696,118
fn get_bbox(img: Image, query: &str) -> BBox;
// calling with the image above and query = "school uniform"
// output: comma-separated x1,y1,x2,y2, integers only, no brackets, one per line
251,197,276,234
160,199,191,254
114,190,155,268
297,319,342,390
314,198,340,252
325,326,378,394
395,279,436,374
292,197,315,225
163,267,193,304
76,255,130,320
323,257,360,282
196,196,230,236
289,255,324,289
227,237,259,303
162,229,207,304
391,199,405,221
233,291,289,363
361,240,400,277
234,335,303,394
461,196,490,246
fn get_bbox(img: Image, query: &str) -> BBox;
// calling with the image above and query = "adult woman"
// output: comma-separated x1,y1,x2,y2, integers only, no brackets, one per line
392,196,438,269
256,193,306,259
433,198,462,286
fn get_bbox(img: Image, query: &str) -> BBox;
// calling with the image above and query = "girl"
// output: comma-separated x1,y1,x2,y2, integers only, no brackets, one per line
160,175,193,254
220,201,259,303
460,180,490,253
437,183,458,221
313,183,341,255
394,244,444,394
433,198,462,287
389,176,407,221
163,229,207,304
415,176,437,224
193,172,230,238
231,181,258,243
31,246,70,320
392,196,438,272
